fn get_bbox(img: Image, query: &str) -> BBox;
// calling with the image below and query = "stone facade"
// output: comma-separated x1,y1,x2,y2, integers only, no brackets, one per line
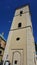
0,34,6,63
3,5,35,65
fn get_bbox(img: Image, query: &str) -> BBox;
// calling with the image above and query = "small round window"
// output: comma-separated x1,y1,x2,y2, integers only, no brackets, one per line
16,37,20,41
18,23,22,28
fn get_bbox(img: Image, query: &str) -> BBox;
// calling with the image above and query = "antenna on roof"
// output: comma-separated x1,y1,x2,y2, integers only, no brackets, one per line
2,32,4,36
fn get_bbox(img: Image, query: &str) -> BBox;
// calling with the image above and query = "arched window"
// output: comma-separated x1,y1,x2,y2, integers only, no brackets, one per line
20,11,23,16
18,23,22,28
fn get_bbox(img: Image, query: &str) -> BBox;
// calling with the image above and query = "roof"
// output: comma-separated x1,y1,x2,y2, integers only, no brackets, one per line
15,4,30,10
15,3,31,15
0,34,6,42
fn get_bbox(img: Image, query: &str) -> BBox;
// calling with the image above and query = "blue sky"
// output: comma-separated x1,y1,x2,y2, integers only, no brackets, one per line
0,0,37,43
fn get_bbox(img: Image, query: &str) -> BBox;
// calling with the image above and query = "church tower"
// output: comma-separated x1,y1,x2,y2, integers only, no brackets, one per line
3,5,35,65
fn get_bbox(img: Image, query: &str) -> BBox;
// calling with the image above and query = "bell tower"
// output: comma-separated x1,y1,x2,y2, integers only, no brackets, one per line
3,5,35,65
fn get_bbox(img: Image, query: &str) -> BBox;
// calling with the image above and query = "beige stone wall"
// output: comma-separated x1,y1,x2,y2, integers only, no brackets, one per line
1,40,6,49
11,6,32,30
27,27,35,65
0,37,6,62
3,5,35,65
0,37,6,49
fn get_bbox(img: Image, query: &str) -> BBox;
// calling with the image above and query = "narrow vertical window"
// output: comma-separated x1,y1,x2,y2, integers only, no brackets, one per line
18,23,22,28
20,11,23,16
